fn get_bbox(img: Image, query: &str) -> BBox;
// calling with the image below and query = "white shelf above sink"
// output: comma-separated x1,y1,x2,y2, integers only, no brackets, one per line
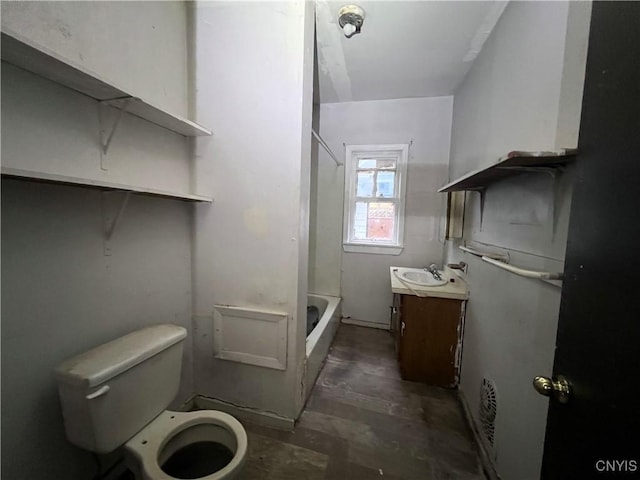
1,30,212,137
438,149,577,193
438,149,577,230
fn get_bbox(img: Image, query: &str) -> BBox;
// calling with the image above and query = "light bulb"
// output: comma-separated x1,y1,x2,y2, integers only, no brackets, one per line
343,23,356,37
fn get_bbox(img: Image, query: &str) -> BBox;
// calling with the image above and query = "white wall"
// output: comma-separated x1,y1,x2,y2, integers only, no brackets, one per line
1,0,189,117
446,2,591,479
1,63,192,196
1,3,195,478
317,97,453,326
1,181,194,480
1,2,197,199
308,103,342,297
191,1,314,420
448,1,585,181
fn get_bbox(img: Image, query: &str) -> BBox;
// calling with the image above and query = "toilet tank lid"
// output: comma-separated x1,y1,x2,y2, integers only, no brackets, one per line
55,324,187,388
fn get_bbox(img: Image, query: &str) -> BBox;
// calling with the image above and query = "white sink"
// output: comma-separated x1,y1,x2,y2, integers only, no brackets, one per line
400,270,448,287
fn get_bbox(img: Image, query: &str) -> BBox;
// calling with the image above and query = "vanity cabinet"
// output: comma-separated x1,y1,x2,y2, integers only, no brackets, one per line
394,293,466,388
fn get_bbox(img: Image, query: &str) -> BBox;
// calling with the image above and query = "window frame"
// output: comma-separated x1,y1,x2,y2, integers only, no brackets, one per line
343,144,409,255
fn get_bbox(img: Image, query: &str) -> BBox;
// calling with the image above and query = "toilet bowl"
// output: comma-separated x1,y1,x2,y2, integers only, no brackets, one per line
54,325,248,480
125,410,247,480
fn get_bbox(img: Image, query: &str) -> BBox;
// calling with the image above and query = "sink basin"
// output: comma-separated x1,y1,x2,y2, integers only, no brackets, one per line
400,270,448,287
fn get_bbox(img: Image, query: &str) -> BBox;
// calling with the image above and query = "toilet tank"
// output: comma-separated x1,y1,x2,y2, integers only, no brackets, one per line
54,324,187,454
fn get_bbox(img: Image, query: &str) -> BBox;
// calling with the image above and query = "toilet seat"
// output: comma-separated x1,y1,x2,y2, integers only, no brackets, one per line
125,410,247,480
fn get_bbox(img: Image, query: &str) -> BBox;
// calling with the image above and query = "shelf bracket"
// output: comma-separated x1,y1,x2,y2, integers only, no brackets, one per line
551,169,564,240
102,191,131,256
497,166,565,238
99,97,132,158
471,188,487,231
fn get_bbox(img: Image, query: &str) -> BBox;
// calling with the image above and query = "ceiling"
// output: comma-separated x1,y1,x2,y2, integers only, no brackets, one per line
315,1,508,103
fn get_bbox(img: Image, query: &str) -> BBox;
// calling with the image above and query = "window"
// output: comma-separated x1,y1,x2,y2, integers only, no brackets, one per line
343,144,409,255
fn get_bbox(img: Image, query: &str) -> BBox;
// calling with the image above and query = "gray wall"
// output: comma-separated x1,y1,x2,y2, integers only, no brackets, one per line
446,2,591,479
1,179,194,479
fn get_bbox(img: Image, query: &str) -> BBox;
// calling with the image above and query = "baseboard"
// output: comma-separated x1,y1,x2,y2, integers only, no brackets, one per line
192,395,295,431
341,317,389,330
458,390,500,480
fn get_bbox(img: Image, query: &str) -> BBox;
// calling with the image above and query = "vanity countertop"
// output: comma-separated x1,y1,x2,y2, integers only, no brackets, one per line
390,266,468,300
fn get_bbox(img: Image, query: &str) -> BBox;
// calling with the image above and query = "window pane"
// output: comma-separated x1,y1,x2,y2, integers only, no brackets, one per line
356,171,374,197
377,171,395,197
357,158,396,169
358,159,377,169
376,158,396,169
353,202,395,241
353,202,368,240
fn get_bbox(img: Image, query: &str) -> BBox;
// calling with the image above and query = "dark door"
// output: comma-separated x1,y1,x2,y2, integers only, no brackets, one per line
541,2,640,478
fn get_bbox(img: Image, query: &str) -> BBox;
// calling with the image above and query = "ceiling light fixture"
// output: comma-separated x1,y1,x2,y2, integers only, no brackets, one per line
338,5,365,38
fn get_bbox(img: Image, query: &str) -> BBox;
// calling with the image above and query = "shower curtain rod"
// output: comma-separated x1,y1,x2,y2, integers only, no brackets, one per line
312,129,342,166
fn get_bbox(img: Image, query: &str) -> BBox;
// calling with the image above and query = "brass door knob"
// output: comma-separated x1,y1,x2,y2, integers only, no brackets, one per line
533,375,571,404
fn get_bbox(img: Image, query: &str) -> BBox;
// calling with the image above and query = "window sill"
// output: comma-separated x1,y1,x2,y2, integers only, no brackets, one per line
343,243,404,255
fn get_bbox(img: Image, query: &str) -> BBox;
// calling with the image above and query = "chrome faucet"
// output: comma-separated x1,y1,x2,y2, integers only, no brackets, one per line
425,263,443,281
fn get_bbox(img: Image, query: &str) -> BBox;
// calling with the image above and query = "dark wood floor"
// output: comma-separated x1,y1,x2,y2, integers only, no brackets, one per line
241,324,485,480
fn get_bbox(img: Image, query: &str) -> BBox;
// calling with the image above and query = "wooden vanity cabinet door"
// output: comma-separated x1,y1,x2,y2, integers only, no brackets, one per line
398,295,463,387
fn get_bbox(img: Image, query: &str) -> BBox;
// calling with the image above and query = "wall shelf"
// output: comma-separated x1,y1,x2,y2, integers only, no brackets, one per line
438,149,577,193
1,31,212,137
1,168,213,203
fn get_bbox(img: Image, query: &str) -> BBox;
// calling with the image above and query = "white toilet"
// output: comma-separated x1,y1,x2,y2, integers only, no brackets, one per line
54,324,247,480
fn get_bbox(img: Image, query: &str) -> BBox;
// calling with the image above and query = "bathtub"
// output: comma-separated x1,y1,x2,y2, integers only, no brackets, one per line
305,293,341,400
